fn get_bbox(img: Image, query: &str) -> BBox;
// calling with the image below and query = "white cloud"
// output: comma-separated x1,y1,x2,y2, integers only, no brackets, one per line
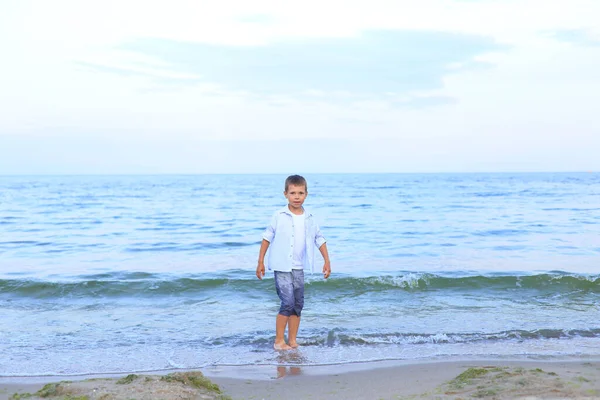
0,0,599,173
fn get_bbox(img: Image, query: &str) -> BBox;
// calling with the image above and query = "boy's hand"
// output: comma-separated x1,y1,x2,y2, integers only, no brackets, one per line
322,261,331,279
256,262,265,280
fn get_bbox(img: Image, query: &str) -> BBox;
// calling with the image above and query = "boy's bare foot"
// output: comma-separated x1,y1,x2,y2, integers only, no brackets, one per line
288,341,299,348
274,341,292,350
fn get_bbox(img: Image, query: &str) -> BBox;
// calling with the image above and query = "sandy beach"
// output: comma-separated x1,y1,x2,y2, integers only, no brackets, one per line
2,359,599,399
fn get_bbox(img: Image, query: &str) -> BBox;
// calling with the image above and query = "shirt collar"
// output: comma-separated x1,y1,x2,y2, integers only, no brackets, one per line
278,205,312,218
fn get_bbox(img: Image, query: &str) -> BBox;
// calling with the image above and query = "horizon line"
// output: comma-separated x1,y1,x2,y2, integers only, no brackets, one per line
0,171,597,177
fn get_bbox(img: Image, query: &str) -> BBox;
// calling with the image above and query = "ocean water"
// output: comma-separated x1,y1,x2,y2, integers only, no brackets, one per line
1,173,599,377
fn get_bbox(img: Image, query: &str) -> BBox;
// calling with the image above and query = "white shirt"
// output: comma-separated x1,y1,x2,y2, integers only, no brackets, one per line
262,206,326,273
291,213,306,269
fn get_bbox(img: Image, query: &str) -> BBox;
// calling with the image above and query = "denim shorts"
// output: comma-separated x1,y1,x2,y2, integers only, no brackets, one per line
274,270,304,317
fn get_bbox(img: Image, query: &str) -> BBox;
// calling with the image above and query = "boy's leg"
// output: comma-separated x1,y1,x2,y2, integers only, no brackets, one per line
288,270,304,348
274,271,294,350
275,314,291,350
288,316,300,348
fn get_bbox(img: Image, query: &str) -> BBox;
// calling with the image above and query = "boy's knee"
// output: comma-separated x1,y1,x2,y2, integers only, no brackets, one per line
291,297,303,317
279,304,296,317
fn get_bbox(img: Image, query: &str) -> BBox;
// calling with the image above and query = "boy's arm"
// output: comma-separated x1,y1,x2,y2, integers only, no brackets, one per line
257,213,277,280
256,239,270,280
319,243,331,279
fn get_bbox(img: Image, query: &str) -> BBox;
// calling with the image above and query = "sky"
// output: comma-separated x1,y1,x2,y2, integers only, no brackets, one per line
1,0,599,174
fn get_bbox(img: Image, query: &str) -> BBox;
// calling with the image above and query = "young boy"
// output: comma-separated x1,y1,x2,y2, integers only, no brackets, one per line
256,175,331,350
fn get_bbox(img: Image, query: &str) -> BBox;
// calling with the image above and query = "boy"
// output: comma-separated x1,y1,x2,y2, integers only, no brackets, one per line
256,175,331,350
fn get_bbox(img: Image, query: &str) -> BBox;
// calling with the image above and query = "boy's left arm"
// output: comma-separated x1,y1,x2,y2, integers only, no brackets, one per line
319,243,331,279
313,220,330,279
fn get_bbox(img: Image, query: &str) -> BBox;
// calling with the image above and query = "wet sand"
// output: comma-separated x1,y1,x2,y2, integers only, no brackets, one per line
2,359,599,399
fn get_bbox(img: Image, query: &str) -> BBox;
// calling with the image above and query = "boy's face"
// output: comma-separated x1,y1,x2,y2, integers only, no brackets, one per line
284,184,307,211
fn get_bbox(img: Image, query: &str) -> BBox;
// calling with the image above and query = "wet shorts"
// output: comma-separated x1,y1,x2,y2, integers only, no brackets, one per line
274,270,304,317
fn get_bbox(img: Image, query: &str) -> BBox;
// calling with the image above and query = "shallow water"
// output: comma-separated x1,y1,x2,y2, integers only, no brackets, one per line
1,173,599,376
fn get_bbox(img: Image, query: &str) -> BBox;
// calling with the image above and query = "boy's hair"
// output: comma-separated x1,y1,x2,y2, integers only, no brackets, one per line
285,175,308,192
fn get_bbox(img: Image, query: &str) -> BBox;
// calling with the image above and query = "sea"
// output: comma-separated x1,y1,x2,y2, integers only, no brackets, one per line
1,173,599,377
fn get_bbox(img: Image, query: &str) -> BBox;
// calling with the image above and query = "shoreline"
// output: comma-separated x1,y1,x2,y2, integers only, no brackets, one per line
4,355,600,381
2,357,600,399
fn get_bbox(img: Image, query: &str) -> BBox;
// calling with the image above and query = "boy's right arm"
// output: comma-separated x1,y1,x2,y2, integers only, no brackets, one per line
256,239,270,280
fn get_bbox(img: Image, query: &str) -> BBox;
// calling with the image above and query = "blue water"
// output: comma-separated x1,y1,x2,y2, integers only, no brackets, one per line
1,173,599,376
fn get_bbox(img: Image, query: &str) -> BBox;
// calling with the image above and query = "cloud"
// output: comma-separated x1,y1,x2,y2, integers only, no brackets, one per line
237,14,276,25
2,1,600,174
79,30,504,107
75,61,201,81
549,29,600,47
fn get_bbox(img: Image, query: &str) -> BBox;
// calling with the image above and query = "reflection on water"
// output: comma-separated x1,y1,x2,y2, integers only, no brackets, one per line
276,349,308,364
277,366,302,379
275,349,306,378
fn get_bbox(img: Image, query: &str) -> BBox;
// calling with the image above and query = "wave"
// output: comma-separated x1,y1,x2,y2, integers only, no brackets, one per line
0,241,259,252
315,328,600,346
196,327,600,348
311,273,600,292
0,276,235,298
1,272,599,299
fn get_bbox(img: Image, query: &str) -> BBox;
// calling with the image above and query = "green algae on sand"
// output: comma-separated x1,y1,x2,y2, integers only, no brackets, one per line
9,371,230,400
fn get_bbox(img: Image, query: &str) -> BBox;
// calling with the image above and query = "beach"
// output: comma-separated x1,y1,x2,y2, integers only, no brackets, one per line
2,358,599,399
1,174,599,398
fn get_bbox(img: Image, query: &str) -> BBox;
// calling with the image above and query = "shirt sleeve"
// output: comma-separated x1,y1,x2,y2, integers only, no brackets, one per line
262,213,277,242
314,221,326,248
